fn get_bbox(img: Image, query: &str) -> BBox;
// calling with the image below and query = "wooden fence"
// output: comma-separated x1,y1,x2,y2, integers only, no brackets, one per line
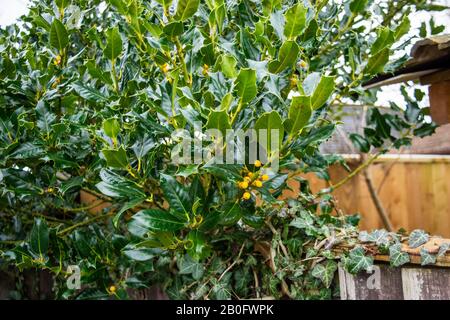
283,155,450,237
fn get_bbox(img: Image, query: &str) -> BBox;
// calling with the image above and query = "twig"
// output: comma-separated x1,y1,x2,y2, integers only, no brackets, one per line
56,212,114,237
363,169,394,231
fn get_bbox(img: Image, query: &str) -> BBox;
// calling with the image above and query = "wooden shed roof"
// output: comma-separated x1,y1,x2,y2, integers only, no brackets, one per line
363,34,450,89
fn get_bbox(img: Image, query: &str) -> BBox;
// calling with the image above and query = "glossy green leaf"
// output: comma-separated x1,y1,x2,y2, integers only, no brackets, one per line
103,118,120,140
268,40,299,73
254,110,284,153
160,173,192,216
371,27,395,55
128,209,186,235
30,218,49,258
283,3,307,39
234,68,257,105
205,110,231,136
220,54,237,78
71,81,107,102
350,0,368,13
50,19,68,51
104,27,123,60
102,146,128,168
163,22,184,37
175,0,200,21
286,95,311,134
365,48,389,75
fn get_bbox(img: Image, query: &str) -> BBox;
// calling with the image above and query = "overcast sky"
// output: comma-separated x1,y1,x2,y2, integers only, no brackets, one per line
1,0,449,109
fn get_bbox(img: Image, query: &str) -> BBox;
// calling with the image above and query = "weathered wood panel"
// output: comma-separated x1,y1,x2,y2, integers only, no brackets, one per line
339,264,450,300
283,157,450,237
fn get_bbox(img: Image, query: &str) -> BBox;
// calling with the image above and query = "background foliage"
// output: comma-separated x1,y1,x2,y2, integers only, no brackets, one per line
0,0,447,299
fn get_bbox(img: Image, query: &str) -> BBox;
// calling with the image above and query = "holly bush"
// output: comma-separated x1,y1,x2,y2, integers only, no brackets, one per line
0,0,445,299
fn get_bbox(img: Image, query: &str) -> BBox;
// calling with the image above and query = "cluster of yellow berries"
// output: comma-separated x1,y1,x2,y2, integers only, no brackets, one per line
238,160,269,201
53,54,62,66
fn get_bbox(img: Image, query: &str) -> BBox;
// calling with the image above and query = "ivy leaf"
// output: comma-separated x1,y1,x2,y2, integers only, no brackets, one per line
50,19,68,52
268,40,299,73
102,146,128,168
344,247,373,274
175,0,200,21
389,243,410,267
128,209,186,235
104,27,123,60
408,229,429,248
254,111,284,155
283,3,307,39
438,243,449,257
160,173,192,217
30,218,49,258
311,260,337,288
234,68,257,105
177,254,205,280
286,95,311,135
420,248,436,266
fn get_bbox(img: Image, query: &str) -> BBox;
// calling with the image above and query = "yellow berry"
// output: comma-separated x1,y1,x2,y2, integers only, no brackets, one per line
298,60,308,68
244,176,251,182
238,181,249,189
202,64,209,76
253,180,263,188
247,172,253,179
109,285,116,293
261,174,269,181
290,76,298,87
53,55,62,66
161,63,170,73
242,192,251,200
254,160,262,167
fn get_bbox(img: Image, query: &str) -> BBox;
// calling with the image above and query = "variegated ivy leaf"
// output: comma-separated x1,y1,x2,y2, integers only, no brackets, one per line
389,243,410,267
438,243,450,257
408,229,429,248
344,247,373,274
311,260,337,288
420,248,436,266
